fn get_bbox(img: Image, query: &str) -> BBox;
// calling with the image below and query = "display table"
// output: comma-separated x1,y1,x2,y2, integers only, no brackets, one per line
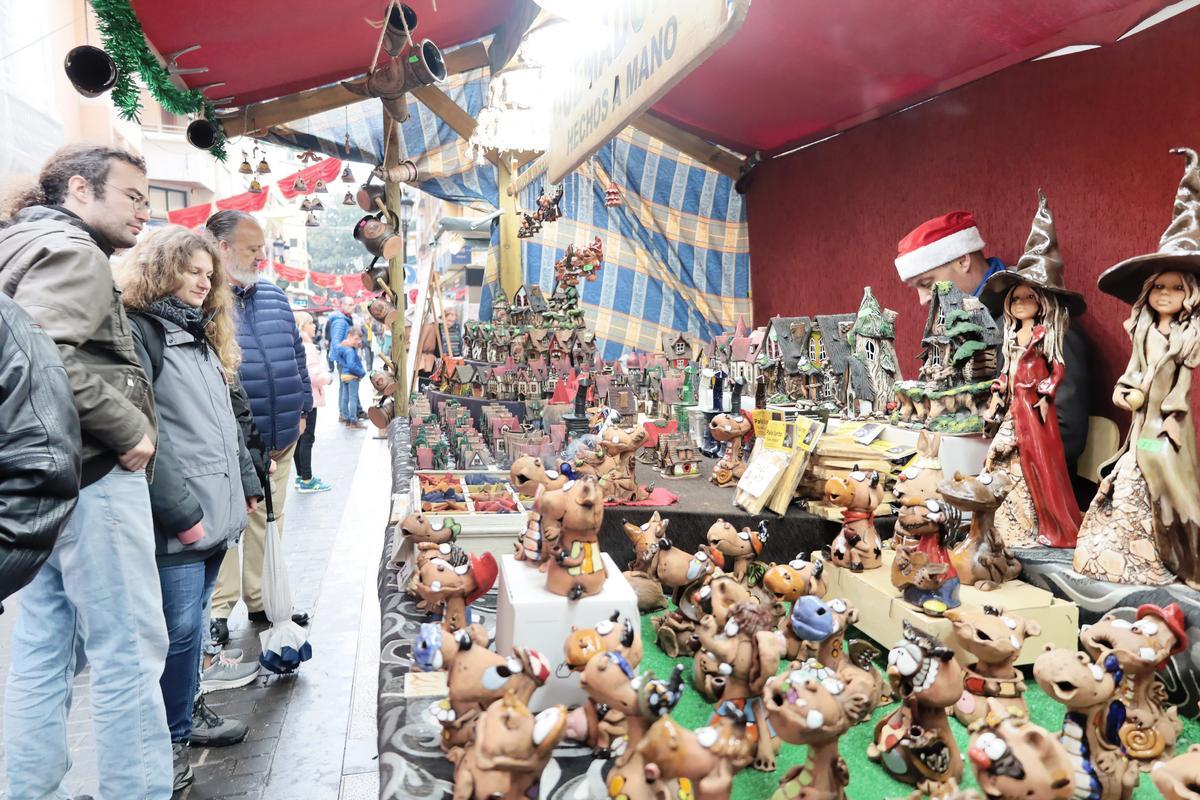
426,388,526,427
823,550,1078,666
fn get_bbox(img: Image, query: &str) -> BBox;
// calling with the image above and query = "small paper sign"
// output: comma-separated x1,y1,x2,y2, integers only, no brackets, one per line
1137,436,1166,454
752,409,769,438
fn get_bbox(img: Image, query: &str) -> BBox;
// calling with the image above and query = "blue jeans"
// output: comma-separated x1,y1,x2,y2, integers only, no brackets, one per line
158,551,223,742
4,467,172,800
339,378,360,420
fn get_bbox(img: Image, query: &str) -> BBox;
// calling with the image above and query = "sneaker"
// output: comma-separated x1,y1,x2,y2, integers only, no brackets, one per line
296,477,333,493
190,695,248,748
247,609,269,624
210,617,229,646
347,421,366,430
172,742,194,791
200,652,261,693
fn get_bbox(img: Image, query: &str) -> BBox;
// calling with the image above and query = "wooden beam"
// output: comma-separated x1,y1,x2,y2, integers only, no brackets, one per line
217,41,489,139
496,162,522,300
383,116,410,416
630,114,746,180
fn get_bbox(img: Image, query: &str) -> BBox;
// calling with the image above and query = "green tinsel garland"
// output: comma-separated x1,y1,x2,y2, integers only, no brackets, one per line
89,0,227,160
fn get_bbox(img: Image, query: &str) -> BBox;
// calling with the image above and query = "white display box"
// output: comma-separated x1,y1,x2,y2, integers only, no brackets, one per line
494,553,639,712
877,425,991,477
407,471,527,556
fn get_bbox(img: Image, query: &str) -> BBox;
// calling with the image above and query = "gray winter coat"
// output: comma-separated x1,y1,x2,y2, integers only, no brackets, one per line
131,312,259,565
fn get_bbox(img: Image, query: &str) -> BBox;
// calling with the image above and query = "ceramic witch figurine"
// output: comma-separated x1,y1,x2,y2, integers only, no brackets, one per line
980,191,1084,549
1075,148,1200,587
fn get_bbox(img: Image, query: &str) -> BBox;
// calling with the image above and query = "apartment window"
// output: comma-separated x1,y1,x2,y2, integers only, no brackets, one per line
149,186,189,219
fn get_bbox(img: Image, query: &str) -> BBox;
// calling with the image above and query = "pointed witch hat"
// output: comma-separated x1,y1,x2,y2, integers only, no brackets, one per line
1098,147,1200,305
981,190,1086,317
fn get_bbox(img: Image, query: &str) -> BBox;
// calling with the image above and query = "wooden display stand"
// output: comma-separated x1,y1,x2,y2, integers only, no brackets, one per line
494,553,640,712
823,549,1078,666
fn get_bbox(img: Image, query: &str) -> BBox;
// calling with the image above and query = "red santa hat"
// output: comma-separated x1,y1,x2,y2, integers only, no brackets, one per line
895,211,986,281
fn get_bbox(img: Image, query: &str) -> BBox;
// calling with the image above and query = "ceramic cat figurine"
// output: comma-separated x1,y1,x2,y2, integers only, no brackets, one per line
705,518,767,582
826,468,884,571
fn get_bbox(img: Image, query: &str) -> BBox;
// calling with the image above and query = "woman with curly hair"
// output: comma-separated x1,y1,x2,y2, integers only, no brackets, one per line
115,225,263,789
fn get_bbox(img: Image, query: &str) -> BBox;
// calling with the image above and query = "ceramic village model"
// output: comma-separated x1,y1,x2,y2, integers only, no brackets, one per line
693,601,787,772
709,412,753,486
938,471,1023,590
965,709,1075,800
1080,603,1187,768
948,606,1039,727
870,621,964,791
536,476,607,600
891,492,963,616
415,546,498,631
704,518,767,582
1034,646,1137,800
825,467,884,572
1075,148,1200,588
449,693,567,800
979,192,1085,550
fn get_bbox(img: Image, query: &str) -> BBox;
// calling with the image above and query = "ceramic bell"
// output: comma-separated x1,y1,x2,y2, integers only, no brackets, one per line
367,297,398,326
948,606,1039,726
621,512,671,612
414,546,498,631
966,709,1075,800
1079,603,1186,766
354,213,403,260
536,476,607,600
870,621,964,790
708,412,752,486
705,519,767,582
826,466,884,571
1033,646,1137,799
891,494,962,616
938,471,1022,589
450,692,567,800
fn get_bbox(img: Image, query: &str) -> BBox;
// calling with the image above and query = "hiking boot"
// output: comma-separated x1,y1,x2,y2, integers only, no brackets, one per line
172,742,194,791
200,652,261,693
296,477,333,493
210,617,229,646
190,695,248,747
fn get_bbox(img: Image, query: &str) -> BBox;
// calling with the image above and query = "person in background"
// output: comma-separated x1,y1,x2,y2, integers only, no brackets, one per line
116,225,263,789
358,312,374,371
0,292,80,612
324,297,355,419
444,306,462,357
0,144,171,800
205,210,311,647
893,209,1089,465
335,328,367,429
293,311,333,493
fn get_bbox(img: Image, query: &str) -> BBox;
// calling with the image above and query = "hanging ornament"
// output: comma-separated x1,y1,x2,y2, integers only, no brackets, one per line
299,197,313,212
292,176,308,193
248,177,263,194
341,165,355,183
314,179,328,194
342,190,356,206
238,151,253,175
605,181,622,208
255,146,272,174
310,196,326,212
298,150,323,164
305,211,321,227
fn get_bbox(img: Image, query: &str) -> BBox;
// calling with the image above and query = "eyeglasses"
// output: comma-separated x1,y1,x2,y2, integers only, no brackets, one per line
106,183,150,212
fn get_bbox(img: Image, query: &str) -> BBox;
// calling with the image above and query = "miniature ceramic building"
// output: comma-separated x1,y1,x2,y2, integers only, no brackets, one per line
492,293,510,325
658,433,703,477
845,287,901,414
664,332,694,369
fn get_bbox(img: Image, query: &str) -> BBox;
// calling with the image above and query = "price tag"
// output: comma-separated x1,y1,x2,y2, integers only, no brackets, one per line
1137,437,1166,454
752,409,769,438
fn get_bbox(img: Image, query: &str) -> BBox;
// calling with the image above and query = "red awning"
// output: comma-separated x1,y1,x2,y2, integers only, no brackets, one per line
277,159,343,200
166,201,212,229
215,186,269,212
650,0,1174,155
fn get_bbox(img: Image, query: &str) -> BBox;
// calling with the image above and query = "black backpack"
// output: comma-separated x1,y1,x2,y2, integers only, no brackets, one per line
129,314,166,380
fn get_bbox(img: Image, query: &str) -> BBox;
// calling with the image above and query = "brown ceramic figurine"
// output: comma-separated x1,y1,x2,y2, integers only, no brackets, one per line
709,412,753,487
870,621,964,792
939,471,1022,590
948,606,1039,726
649,542,721,657
979,192,1084,550
598,426,652,502
763,659,872,800
449,693,567,800
415,547,499,631
596,665,687,800
826,468,885,572
1034,646,1137,800
1153,745,1200,799
966,709,1075,800
705,518,768,582
784,596,889,704
891,495,963,616
892,431,945,506
622,512,671,612
430,626,552,754
539,476,607,600
561,610,643,674
637,712,755,800
510,455,569,496
398,512,460,601
1080,603,1187,768
693,601,787,771
1076,148,1200,587
696,573,757,632
763,554,828,605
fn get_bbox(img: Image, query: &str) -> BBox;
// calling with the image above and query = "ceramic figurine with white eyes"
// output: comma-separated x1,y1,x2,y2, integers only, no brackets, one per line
891,492,962,617
948,606,1039,726
939,471,1023,590
537,476,607,600
1075,148,1200,587
826,467,885,572
705,519,768,582
1153,744,1200,800
870,622,964,791
966,709,1075,800
786,596,888,708
763,554,827,606
415,547,499,632
650,542,720,657
979,192,1085,550
449,693,568,800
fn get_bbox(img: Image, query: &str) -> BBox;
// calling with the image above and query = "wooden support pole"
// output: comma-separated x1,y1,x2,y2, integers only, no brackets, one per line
630,113,746,179
496,159,522,301
383,117,409,417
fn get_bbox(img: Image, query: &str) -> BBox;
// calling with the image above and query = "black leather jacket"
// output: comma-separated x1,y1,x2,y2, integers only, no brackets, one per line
0,293,81,608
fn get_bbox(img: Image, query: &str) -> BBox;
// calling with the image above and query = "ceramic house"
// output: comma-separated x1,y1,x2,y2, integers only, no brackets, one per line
492,293,510,325
664,332,694,370
844,286,902,414
658,433,703,478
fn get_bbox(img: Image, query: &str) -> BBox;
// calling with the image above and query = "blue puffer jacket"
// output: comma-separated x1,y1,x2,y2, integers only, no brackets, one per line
232,280,312,451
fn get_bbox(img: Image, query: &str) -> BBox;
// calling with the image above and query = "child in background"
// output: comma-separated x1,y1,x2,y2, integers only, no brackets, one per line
292,311,333,493
335,329,367,430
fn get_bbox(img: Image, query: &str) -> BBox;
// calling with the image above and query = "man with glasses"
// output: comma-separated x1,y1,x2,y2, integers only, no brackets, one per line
0,144,172,799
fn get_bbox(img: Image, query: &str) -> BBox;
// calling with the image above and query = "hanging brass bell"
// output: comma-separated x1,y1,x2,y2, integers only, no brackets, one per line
299,197,313,212
342,191,356,206
310,196,326,212
305,212,320,227
248,177,263,194
257,158,271,174
292,176,307,193
314,179,328,194
238,155,253,175
341,165,355,183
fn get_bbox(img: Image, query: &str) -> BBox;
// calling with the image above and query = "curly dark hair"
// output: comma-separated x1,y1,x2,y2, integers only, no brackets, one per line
1,144,146,223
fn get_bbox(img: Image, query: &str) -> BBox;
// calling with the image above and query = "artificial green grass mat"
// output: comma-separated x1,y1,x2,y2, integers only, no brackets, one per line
638,611,1200,799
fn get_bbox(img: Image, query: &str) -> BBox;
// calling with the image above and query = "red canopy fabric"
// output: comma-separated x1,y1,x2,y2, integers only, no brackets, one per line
216,186,270,212
276,158,343,201
339,273,366,294
167,202,212,229
272,262,308,282
309,271,341,289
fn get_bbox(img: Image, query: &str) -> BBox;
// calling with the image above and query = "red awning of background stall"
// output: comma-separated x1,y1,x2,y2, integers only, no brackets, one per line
166,201,211,229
